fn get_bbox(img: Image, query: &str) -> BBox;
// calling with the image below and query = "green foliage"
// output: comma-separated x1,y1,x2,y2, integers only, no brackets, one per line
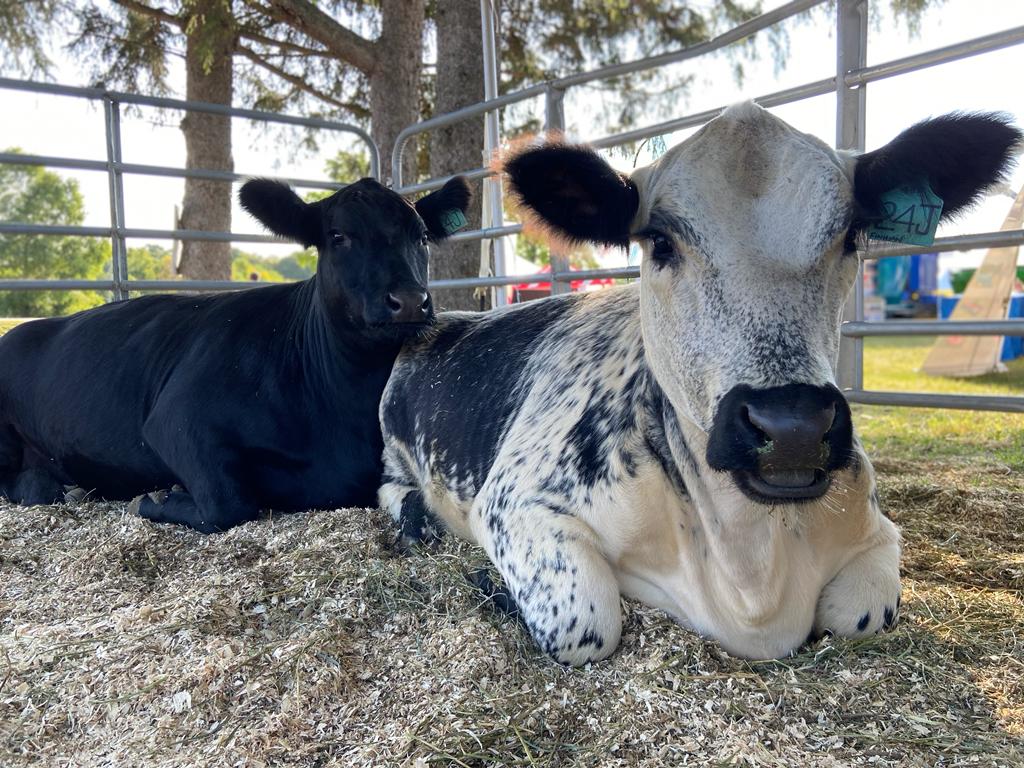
229,249,315,282
0,154,110,317
0,0,61,76
125,244,174,280
325,149,371,183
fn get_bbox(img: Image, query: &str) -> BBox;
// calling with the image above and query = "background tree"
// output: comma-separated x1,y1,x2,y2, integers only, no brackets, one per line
1,1,939,302
0,155,109,316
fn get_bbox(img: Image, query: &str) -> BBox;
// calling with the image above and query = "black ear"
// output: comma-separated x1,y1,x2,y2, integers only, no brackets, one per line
504,142,639,247
855,113,1022,221
414,176,472,241
239,179,322,249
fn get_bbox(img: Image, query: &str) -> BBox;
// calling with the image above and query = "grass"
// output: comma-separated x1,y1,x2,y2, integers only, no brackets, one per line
0,328,1022,766
857,336,1024,469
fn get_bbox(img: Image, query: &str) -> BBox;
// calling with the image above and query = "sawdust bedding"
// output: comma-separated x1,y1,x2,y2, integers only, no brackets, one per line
1,461,1022,767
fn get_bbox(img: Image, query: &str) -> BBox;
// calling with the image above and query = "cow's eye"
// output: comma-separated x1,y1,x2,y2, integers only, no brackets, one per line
330,231,351,248
649,233,675,262
420,233,430,247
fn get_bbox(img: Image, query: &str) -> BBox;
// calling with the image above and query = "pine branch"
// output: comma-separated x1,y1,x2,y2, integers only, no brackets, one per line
262,0,377,73
237,45,370,120
238,28,329,57
112,0,183,29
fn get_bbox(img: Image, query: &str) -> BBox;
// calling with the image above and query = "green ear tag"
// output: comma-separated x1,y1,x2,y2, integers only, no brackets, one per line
866,182,943,246
440,208,467,235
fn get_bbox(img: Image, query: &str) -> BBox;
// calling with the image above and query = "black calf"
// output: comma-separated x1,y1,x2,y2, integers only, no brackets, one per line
0,176,470,532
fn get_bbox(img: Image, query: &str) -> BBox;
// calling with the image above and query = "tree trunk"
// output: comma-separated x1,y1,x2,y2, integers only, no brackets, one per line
369,0,424,185
178,2,235,281
428,0,487,311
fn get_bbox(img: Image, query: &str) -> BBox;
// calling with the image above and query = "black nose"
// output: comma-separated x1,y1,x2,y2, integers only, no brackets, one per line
745,400,836,475
706,383,853,502
385,290,431,323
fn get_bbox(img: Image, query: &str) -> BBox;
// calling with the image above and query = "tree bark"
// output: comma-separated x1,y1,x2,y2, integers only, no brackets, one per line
368,0,424,185
427,0,487,311
177,1,235,281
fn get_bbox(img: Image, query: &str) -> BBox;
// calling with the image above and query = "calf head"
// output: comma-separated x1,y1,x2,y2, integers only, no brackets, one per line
506,102,1019,503
240,176,470,339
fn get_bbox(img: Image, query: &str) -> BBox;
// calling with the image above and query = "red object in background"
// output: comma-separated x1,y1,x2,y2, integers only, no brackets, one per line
509,264,615,303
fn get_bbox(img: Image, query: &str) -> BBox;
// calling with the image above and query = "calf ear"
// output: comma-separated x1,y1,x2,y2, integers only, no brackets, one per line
239,179,322,249
855,113,1022,221
414,176,472,241
504,141,639,248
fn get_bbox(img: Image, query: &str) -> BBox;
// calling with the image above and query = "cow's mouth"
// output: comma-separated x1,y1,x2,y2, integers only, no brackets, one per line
733,468,831,502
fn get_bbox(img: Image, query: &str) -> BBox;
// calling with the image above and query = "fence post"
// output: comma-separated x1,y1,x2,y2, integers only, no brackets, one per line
544,86,572,296
103,96,130,301
480,0,508,307
836,0,868,390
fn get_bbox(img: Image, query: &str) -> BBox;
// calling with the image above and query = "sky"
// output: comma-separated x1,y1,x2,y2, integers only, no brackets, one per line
1,0,1023,272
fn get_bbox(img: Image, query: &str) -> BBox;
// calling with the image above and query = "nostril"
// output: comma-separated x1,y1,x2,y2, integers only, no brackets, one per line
419,292,431,311
386,293,403,314
741,404,771,448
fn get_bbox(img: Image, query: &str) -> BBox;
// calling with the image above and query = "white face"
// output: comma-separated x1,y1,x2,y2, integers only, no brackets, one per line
631,103,860,431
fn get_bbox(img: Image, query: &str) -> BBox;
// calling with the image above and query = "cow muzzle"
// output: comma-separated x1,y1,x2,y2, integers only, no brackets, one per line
705,383,854,503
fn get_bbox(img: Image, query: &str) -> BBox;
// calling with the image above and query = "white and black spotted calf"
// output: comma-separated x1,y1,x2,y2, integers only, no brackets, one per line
379,103,1020,664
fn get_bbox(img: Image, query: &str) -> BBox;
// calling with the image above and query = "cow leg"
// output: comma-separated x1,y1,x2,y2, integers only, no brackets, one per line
131,478,258,534
379,446,444,547
139,417,259,534
814,517,902,638
477,498,622,666
0,424,20,499
9,467,66,506
1,430,65,506
129,487,252,534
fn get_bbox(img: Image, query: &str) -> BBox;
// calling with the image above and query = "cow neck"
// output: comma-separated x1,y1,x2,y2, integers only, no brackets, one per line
292,278,399,387
644,370,794,596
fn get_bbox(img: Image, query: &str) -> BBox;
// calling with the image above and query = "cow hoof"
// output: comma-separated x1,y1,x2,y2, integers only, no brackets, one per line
63,486,88,504
814,545,901,639
128,489,170,516
467,568,523,622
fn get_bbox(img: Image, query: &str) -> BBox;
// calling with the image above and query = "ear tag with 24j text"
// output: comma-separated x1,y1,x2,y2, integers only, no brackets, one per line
866,181,943,246
440,208,467,235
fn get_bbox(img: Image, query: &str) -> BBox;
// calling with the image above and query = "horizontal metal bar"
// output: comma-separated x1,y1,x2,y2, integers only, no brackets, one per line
847,25,1024,87
0,222,282,243
0,77,381,180
845,390,1024,413
127,279,274,292
557,266,640,281
865,229,1024,258
116,161,343,190
0,279,115,291
589,77,835,150
447,223,522,243
122,228,278,243
843,320,1024,337
427,264,640,290
0,151,344,191
0,223,113,237
0,151,107,173
396,166,494,196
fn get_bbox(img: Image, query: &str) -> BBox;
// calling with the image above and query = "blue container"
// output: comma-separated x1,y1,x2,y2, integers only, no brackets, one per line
938,294,1024,362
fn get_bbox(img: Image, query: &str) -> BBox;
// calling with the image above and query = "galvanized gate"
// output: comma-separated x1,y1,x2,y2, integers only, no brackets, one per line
1,0,1022,411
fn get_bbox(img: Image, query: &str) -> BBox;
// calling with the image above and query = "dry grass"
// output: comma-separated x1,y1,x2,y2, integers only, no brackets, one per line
2,330,1022,765
1,454,1022,767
